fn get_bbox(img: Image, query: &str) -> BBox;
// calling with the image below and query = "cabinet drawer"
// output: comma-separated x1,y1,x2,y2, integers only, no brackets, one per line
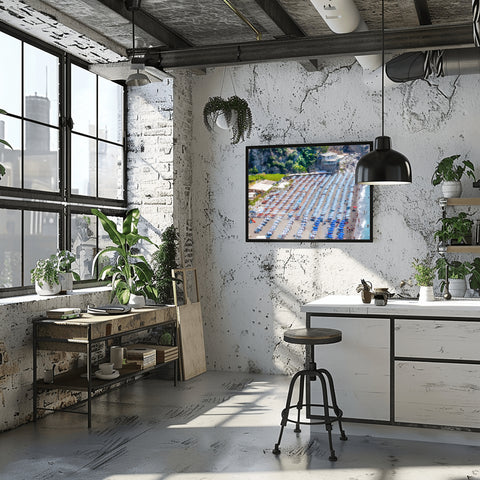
395,319,480,360
395,361,480,428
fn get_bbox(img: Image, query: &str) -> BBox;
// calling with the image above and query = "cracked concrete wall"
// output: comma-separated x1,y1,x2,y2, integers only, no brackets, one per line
189,59,480,375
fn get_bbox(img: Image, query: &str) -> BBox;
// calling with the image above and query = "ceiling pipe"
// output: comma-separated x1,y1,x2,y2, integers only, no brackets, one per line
310,0,382,71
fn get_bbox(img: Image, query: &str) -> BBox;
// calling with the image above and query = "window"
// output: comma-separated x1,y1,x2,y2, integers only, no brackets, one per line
0,26,126,294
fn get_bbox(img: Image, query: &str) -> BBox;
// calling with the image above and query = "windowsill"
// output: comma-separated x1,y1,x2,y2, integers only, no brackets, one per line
0,286,111,306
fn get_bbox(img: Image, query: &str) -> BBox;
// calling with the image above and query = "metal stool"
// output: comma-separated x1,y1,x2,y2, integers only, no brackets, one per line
273,327,348,461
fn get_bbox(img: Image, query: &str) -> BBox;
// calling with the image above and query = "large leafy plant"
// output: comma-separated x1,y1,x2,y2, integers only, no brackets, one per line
434,212,473,245
431,154,475,185
92,208,157,304
0,108,12,178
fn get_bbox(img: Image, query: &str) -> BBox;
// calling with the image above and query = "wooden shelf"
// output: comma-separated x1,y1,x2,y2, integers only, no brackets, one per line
446,198,480,206
447,245,480,253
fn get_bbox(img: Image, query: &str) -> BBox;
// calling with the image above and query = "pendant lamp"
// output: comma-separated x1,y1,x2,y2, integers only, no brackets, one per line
126,0,150,87
355,0,411,185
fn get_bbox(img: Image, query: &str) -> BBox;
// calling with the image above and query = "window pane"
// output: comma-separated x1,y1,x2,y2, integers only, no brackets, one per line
98,142,124,199
24,44,59,126
24,210,58,285
98,77,123,143
71,134,96,196
0,209,21,287
71,213,96,280
24,122,59,191
0,31,21,116
0,115,22,188
71,64,96,136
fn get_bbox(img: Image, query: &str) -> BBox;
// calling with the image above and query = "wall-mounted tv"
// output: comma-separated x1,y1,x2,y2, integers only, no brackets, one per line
246,142,373,242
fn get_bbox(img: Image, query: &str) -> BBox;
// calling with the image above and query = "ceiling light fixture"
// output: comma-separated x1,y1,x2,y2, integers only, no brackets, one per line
355,0,411,185
126,0,150,87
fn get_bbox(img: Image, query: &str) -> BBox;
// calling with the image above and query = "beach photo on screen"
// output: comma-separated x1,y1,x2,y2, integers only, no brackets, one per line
246,142,373,242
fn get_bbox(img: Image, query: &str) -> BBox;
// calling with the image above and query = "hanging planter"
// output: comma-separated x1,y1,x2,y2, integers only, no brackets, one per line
203,95,252,145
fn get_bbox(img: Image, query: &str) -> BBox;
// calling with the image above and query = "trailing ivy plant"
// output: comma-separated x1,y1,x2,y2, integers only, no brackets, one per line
431,154,475,185
92,208,158,305
152,225,178,304
0,108,12,178
203,95,253,145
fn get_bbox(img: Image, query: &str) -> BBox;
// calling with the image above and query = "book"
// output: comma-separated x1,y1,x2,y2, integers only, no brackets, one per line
46,308,81,319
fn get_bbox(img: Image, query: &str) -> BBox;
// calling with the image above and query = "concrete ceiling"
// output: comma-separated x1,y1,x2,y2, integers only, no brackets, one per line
0,0,475,71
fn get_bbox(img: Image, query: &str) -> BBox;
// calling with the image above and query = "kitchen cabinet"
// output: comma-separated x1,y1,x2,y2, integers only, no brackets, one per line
302,296,480,432
33,306,178,428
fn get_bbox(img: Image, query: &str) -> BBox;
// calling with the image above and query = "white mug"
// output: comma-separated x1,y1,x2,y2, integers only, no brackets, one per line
110,346,125,370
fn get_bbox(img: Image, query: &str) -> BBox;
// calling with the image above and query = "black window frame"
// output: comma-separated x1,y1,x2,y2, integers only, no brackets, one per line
0,21,128,297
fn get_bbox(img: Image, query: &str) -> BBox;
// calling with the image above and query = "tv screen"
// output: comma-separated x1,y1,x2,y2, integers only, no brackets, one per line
246,142,373,242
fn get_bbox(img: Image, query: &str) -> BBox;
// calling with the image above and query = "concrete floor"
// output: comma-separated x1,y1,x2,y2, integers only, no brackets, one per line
1,371,480,480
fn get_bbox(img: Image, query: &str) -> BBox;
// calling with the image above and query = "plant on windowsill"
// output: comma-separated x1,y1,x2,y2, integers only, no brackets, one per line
0,108,12,178
435,257,471,298
434,212,473,246
431,154,475,198
31,250,80,296
91,208,158,306
152,225,178,305
412,257,435,302
203,95,253,145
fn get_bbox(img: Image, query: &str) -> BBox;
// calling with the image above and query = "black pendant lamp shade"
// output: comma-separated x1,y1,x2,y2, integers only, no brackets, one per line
355,136,412,184
355,0,412,185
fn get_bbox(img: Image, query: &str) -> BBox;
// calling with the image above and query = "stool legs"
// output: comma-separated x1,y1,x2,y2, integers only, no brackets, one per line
273,367,347,460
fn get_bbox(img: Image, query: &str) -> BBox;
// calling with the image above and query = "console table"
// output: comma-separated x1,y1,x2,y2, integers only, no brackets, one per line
302,295,480,432
33,306,177,428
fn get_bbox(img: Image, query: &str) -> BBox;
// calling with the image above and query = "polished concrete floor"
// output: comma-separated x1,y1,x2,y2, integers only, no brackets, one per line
1,371,480,480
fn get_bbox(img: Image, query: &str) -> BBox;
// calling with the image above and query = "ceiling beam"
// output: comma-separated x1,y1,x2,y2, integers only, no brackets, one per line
413,0,432,25
147,23,474,70
94,0,192,50
253,0,318,71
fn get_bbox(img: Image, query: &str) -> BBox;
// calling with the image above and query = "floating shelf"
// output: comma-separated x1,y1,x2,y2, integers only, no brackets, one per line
446,245,480,253
446,198,480,206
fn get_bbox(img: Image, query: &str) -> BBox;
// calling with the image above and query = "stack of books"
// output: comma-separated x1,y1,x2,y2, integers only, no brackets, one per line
126,347,157,369
46,307,81,320
130,343,178,364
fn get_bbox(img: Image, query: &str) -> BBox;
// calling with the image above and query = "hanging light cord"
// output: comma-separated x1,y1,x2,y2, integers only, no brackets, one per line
381,0,385,138
132,8,136,58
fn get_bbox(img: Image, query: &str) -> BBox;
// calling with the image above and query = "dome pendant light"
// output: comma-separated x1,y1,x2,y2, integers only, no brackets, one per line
126,0,150,87
355,0,411,185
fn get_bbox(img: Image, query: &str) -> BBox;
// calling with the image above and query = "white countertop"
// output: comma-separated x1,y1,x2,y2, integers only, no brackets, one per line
302,295,480,318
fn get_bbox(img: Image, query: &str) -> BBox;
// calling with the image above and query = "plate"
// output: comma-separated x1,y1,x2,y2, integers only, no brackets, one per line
95,369,120,380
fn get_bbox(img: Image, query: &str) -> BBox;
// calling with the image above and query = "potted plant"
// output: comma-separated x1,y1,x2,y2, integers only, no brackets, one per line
431,154,475,198
203,95,253,144
412,257,435,302
91,208,158,306
0,108,12,179
56,250,80,293
152,225,178,305
435,258,471,298
434,212,473,246
468,257,480,294
31,251,80,295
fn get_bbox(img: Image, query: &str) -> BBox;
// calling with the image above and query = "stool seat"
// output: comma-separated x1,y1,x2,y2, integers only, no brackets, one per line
284,327,342,345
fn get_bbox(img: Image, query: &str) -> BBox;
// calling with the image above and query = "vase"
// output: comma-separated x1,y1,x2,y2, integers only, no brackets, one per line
448,278,466,298
418,286,435,302
441,181,462,198
58,272,73,294
35,280,61,296
128,294,145,308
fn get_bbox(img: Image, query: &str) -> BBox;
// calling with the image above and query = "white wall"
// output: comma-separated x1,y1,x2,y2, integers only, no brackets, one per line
186,59,480,375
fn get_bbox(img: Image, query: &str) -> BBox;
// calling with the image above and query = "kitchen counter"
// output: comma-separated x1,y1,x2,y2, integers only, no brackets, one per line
302,295,480,433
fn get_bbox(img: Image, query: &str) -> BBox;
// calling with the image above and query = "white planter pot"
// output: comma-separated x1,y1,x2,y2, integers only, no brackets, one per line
448,278,467,298
418,286,435,302
128,294,145,308
441,181,462,198
58,272,73,294
35,280,61,296
215,111,237,130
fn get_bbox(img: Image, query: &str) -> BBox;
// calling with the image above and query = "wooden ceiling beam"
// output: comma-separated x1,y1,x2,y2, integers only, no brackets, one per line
147,23,474,69
413,0,432,25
